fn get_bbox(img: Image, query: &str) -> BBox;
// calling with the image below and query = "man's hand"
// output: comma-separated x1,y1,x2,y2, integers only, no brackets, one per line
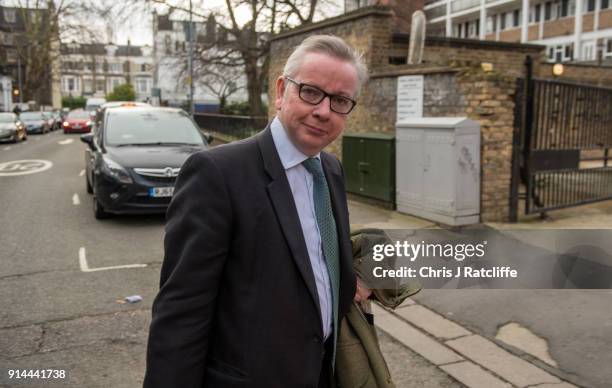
354,276,372,302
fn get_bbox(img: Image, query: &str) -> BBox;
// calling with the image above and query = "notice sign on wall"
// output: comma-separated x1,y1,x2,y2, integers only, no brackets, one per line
397,75,424,120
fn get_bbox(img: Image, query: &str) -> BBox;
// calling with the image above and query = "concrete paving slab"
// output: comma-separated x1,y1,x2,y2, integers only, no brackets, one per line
446,335,561,387
375,309,464,366
527,383,578,388
378,330,464,388
440,361,512,388
395,304,471,340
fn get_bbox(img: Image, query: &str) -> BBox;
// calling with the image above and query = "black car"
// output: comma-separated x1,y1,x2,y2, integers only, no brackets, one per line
0,112,27,143
20,111,51,134
80,106,212,219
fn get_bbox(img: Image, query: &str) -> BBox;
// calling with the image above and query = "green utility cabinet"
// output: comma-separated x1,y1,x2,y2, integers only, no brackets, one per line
342,132,395,206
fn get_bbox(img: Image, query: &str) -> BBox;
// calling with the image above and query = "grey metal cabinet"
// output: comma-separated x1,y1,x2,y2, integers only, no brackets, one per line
396,117,480,226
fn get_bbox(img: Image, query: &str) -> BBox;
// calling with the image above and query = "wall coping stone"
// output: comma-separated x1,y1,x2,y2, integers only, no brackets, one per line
371,66,458,78
270,6,393,42
393,33,545,53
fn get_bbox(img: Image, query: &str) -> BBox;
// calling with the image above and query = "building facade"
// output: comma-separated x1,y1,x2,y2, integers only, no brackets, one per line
59,42,154,102
424,0,612,62
152,11,248,109
0,5,61,108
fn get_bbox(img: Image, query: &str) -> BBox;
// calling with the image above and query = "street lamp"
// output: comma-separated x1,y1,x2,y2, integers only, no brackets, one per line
552,63,564,77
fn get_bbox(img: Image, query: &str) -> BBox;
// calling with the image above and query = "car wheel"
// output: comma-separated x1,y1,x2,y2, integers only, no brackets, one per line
86,176,93,194
93,195,110,219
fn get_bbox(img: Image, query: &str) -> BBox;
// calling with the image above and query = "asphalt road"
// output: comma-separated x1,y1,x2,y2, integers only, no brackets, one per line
0,131,459,388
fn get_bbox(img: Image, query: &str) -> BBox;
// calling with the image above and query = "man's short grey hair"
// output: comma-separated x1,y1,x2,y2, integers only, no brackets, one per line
282,35,368,96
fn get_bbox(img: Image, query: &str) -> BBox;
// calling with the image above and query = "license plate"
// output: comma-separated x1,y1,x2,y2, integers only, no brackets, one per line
149,187,174,197
74,124,81,129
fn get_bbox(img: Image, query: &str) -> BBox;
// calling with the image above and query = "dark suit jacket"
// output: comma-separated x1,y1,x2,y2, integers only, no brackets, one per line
143,127,356,388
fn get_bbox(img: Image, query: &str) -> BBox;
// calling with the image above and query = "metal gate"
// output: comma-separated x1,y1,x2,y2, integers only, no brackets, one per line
510,56,612,221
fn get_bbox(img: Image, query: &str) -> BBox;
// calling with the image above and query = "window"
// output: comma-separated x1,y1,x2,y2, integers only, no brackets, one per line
96,62,104,72
603,0,610,9
3,9,16,23
500,13,507,30
545,1,552,20
84,62,93,72
6,49,17,62
535,4,542,22
586,0,595,11
4,32,13,45
547,43,573,62
110,63,122,73
63,77,80,93
83,79,93,93
136,78,150,94
605,39,612,58
141,64,147,72
486,15,495,33
96,79,105,93
513,9,520,27
561,0,569,16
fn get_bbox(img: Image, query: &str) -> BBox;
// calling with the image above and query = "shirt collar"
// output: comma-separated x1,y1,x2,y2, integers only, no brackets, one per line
270,116,320,170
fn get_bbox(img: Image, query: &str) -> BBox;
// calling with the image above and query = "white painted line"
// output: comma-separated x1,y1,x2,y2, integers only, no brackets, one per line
58,138,74,145
3,146,11,151
72,193,80,205
79,169,85,176
78,247,147,273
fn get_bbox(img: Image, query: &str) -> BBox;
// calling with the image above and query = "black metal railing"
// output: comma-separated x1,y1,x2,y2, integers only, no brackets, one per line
193,113,269,141
511,55,612,219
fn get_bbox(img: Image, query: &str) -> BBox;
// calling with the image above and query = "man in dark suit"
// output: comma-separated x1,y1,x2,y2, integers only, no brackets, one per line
143,35,368,388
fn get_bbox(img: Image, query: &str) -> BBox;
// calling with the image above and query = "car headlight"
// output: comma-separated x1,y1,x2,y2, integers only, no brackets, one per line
101,156,133,184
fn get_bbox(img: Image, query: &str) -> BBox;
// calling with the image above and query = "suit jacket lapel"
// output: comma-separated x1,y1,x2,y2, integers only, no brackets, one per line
321,154,356,320
256,128,323,329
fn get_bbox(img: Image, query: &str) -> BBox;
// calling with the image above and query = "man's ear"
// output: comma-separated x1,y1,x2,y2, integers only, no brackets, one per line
275,76,285,111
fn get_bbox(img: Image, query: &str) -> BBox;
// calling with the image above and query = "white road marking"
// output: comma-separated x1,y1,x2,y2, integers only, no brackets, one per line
3,146,11,151
79,169,85,176
0,160,53,176
58,139,74,145
72,193,80,205
78,247,148,273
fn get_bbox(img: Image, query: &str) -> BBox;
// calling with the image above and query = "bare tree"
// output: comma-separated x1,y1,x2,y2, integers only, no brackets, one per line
7,0,103,103
144,0,339,116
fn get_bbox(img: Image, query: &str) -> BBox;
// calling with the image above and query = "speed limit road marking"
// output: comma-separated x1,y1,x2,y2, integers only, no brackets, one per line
0,159,53,176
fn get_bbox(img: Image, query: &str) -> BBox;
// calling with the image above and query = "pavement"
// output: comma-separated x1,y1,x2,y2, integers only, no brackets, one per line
348,199,612,388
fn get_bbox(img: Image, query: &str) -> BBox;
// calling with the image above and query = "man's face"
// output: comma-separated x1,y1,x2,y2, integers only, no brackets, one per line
275,52,359,156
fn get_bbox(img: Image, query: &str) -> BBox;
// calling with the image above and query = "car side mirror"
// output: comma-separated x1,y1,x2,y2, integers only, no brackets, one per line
203,132,213,144
80,133,95,150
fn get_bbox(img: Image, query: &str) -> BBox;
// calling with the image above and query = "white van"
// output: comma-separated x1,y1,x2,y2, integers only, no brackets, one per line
85,97,106,113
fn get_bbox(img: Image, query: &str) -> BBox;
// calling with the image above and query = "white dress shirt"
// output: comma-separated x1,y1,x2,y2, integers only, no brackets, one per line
270,116,333,340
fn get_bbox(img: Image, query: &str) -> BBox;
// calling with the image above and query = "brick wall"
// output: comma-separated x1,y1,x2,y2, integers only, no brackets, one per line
601,9,612,29
349,67,516,222
499,28,521,42
390,35,545,78
542,17,574,38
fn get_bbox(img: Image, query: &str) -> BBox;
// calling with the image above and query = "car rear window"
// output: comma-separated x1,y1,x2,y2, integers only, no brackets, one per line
105,110,204,146
68,111,91,120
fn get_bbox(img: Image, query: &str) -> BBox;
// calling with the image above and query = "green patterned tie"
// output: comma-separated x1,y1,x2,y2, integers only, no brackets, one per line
302,157,340,369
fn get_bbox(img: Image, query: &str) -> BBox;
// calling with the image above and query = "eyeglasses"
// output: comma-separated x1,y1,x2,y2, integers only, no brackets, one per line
284,76,356,115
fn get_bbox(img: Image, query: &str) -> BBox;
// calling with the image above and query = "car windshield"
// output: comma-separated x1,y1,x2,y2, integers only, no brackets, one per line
68,111,91,120
105,110,204,146
0,113,15,123
20,112,44,120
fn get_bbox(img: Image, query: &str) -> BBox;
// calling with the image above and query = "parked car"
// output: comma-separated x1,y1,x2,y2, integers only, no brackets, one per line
80,106,211,219
93,101,151,128
63,110,93,134
43,111,57,131
19,111,51,134
0,112,27,143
